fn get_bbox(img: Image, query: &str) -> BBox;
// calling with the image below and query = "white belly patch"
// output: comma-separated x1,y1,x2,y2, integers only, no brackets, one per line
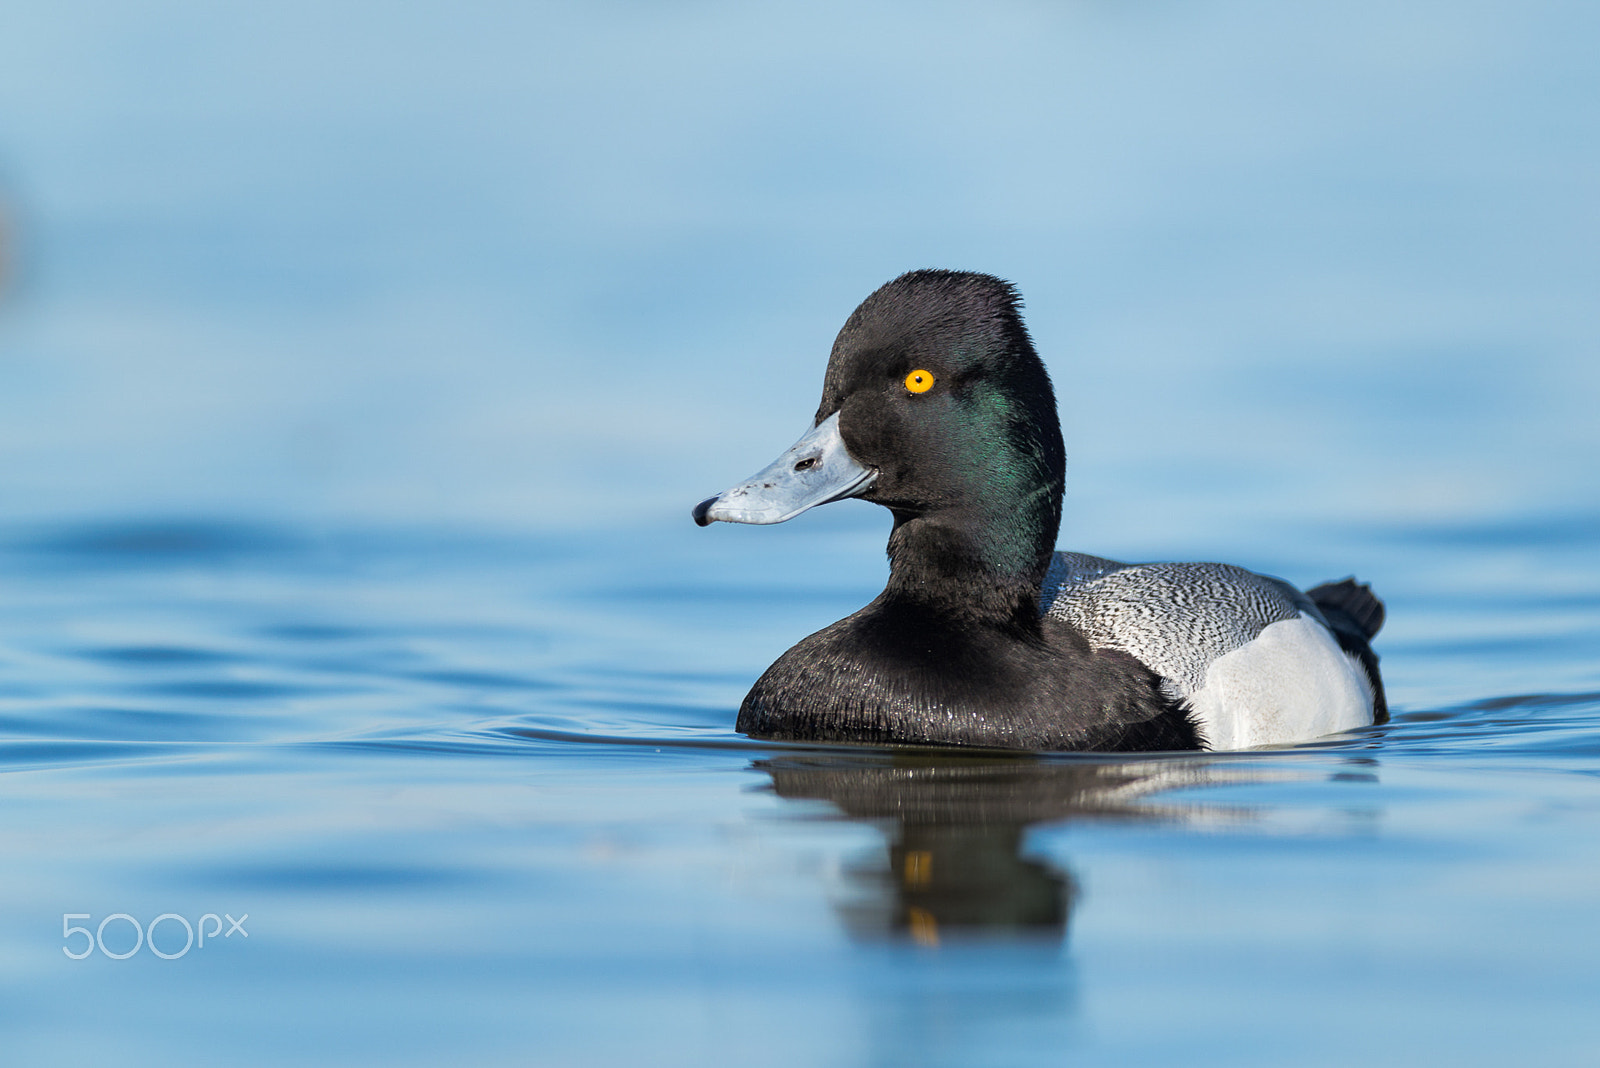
1185,613,1374,750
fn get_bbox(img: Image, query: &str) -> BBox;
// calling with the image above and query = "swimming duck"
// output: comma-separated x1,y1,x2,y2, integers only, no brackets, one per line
693,269,1385,751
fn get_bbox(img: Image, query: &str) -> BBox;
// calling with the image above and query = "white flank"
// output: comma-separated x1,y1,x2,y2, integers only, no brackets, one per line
1185,613,1374,750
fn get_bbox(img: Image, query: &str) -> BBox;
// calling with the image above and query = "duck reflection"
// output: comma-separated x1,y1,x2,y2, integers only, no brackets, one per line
756,752,1243,946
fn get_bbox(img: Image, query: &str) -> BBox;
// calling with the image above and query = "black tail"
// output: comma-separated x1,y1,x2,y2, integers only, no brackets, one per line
1307,578,1387,724
1307,577,1384,640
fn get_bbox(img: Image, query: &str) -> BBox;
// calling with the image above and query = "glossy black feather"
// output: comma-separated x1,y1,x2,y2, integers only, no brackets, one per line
737,594,1201,750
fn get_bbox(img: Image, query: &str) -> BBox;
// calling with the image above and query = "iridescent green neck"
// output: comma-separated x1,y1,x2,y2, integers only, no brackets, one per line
883,383,1063,620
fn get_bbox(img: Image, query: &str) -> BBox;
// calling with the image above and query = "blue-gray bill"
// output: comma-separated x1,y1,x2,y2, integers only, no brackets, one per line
693,412,877,526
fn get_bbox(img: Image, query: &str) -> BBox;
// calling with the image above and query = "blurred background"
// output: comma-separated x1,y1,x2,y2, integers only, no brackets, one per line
2,9,1598,1065
1,0,1594,546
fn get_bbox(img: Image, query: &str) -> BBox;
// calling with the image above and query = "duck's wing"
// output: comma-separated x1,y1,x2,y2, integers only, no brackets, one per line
1040,556,1317,694
1040,554,1374,749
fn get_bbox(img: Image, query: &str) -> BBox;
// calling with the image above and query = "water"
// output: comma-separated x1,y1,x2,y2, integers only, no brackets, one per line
1,517,1596,1065
2,2,1599,1065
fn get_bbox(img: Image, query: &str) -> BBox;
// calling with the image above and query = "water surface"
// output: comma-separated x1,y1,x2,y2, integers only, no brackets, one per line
1,517,1597,1065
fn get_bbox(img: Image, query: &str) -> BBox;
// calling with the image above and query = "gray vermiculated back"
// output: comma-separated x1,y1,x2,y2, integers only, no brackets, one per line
1039,552,1315,695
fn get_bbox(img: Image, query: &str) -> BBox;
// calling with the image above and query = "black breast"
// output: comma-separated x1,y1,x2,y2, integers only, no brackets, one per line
737,601,1202,752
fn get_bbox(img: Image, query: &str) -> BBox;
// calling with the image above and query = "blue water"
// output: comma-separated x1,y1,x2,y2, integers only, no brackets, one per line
2,2,1599,1065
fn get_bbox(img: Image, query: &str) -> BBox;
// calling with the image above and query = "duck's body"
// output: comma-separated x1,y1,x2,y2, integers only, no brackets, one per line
695,269,1385,752
739,558,1203,752
1040,554,1383,749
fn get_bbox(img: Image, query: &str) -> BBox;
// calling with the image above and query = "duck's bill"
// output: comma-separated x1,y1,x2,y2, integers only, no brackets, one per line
693,412,877,526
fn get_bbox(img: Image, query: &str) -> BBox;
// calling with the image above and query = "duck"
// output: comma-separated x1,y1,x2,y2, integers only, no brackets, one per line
692,269,1386,751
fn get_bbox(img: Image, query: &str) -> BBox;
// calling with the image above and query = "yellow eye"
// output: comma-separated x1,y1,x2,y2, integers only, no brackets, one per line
904,369,935,394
